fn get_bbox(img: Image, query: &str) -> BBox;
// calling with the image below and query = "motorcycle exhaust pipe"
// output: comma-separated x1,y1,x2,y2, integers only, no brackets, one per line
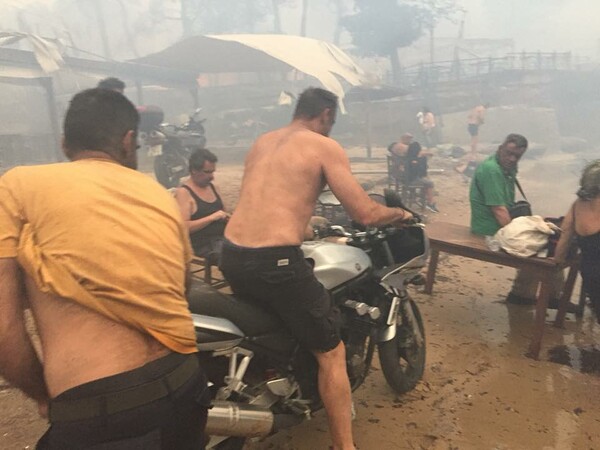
344,299,381,320
205,400,274,438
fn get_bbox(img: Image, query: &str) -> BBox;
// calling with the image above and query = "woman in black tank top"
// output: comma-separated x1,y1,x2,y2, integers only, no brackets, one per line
555,160,600,323
181,184,226,257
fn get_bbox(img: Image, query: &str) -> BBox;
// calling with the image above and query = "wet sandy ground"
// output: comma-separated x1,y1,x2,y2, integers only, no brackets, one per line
2,146,600,449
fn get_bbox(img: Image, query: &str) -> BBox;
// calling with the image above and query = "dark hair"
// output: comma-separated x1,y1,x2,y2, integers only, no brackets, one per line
189,148,217,172
577,159,600,200
63,88,139,157
97,77,126,92
293,87,338,120
502,133,528,150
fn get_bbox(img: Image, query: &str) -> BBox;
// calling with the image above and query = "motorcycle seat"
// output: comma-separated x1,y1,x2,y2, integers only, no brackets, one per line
187,279,285,337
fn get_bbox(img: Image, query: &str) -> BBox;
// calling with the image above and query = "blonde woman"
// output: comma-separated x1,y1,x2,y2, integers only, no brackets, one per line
555,160,600,323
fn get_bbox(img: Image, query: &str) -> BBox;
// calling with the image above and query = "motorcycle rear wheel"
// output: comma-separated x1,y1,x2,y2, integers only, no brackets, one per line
378,297,426,394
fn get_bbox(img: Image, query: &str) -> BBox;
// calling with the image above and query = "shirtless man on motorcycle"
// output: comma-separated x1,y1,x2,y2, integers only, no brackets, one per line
220,87,412,450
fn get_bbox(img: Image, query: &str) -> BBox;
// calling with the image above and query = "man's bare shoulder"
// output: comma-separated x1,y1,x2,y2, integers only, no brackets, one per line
267,126,340,143
390,142,408,157
254,127,343,156
296,130,343,154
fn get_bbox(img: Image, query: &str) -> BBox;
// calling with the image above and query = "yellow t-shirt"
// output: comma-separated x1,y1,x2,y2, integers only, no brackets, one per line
0,159,196,354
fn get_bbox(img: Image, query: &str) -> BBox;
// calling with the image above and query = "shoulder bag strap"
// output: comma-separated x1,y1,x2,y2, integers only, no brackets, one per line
514,177,528,201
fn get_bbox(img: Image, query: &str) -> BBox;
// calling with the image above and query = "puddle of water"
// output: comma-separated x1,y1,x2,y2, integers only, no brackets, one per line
547,344,600,376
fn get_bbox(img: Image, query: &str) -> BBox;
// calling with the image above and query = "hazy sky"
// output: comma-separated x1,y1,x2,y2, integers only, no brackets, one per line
444,0,600,57
3,1,600,60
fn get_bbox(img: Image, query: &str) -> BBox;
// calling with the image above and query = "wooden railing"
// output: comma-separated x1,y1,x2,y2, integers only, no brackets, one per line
392,51,575,88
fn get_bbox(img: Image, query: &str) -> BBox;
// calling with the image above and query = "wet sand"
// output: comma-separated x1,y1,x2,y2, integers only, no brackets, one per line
1,146,599,449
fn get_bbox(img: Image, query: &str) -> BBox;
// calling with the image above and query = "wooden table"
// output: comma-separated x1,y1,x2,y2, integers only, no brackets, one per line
424,221,578,359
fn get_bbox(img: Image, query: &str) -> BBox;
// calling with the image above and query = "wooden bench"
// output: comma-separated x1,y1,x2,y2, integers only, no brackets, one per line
423,221,579,360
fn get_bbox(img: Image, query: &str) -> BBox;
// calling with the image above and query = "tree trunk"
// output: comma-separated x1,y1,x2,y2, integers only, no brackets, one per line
272,0,282,33
300,0,309,36
92,1,111,59
116,0,139,58
180,0,195,38
365,96,372,159
40,77,62,161
17,12,32,34
332,0,343,45
429,25,435,65
389,48,401,85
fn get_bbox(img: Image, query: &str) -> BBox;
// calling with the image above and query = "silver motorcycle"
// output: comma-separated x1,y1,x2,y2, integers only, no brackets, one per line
188,190,429,449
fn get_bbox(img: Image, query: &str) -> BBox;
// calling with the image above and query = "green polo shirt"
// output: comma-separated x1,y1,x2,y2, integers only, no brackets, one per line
469,154,516,235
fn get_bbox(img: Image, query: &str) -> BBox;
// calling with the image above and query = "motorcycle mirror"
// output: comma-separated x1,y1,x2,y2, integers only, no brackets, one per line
383,189,407,209
383,189,422,223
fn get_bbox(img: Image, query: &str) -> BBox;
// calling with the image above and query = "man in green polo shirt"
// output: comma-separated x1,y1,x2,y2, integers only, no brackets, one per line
469,133,567,308
470,134,524,236
470,134,536,304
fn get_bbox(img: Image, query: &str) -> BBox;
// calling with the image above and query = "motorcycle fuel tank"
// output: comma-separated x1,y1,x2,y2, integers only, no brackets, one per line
301,241,371,290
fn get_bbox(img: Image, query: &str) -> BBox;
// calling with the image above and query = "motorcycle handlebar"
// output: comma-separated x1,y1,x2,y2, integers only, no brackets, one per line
396,215,421,226
317,221,422,241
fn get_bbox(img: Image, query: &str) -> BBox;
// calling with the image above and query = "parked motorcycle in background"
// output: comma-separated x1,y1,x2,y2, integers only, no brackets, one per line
138,106,207,188
188,189,429,449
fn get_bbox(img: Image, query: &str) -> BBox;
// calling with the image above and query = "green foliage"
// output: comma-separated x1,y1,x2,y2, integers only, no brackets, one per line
342,0,460,57
181,0,272,36
341,0,423,57
407,0,461,28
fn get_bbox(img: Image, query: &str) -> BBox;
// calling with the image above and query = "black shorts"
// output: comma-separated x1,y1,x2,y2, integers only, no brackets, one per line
37,353,209,450
468,124,479,137
219,240,341,353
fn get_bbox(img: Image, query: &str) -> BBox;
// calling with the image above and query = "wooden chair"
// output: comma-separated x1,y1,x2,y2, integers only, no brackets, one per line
576,275,589,318
190,254,228,289
386,154,426,211
315,190,351,226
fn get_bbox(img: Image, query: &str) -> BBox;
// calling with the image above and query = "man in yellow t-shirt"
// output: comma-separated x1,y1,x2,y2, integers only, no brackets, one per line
0,88,208,449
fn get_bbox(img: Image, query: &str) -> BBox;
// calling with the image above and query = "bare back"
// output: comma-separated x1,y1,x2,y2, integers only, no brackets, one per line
226,126,325,246
574,198,600,236
468,105,485,125
27,279,170,398
226,124,409,247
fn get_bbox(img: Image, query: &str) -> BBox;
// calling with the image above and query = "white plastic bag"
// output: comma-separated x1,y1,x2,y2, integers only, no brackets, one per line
494,215,560,258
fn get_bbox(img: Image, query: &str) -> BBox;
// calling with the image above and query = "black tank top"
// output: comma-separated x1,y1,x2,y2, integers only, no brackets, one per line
573,204,600,265
577,233,600,264
182,184,226,253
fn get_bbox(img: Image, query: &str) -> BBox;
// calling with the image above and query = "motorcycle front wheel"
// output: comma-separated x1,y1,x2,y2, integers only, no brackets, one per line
378,297,426,394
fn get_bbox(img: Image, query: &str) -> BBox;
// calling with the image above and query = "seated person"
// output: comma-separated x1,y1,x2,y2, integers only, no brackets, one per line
405,141,438,213
97,77,125,94
175,148,229,260
555,159,600,323
388,133,413,178
388,132,413,159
